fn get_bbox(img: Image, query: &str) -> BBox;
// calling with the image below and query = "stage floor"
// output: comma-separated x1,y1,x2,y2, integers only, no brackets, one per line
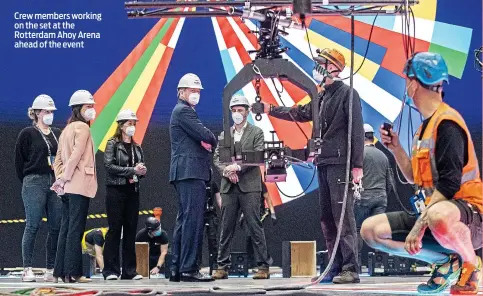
0,274,482,295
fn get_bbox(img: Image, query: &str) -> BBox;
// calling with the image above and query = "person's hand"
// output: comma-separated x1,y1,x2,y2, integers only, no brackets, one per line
250,102,270,114
134,163,147,175
379,126,401,151
201,141,212,152
150,266,160,275
351,168,363,183
228,173,239,184
404,211,427,255
51,178,66,195
225,164,239,173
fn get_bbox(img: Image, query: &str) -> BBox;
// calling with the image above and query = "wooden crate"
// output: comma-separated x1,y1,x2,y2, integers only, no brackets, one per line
282,241,316,278
135,242,150,278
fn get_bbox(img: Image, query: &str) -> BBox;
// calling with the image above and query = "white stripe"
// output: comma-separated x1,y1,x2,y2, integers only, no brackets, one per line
211,17,227,50
278,166,305,202
392,16,435,43
226,17,257,59
167,17,186,48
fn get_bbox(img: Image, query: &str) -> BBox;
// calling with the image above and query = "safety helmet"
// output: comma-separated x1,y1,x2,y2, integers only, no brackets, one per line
403,52,449,86
363,123,374,133
229,94,249,108
31,94,57,111
314,48,346,71
145,217,161,231
116,109,138,122
69,90,95,106
177,73,203,89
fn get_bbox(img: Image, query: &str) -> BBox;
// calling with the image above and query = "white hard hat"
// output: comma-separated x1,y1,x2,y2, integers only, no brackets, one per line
364,123,374,133
229,95,250,108
117,109,138,122
177,73,203,89
69,90,95,106
31,94,57,111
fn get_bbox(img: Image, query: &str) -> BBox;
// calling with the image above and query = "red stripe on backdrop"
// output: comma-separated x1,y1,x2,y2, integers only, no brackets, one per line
259,168,282,206
93,19,168,115
217,17,311,149
305,16,430,76
160,18,179,45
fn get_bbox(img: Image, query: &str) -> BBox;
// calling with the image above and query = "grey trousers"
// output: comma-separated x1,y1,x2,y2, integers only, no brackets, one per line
217,185,270,270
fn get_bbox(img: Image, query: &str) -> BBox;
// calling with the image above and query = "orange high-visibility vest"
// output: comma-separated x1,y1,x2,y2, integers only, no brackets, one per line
411,102,482,213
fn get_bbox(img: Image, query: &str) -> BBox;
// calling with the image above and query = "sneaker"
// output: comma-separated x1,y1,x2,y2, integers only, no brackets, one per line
132,274,143,280
450,256,482,295
106,274,119,280
43,269,55,282
417,254,461,294
332,270,360,284
22,268,36,282
212,269,228,280
253,269,270,280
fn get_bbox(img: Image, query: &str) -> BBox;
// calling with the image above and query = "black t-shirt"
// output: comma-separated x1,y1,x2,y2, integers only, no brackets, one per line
85,229,105,247
205,181,220,211
15,126,61,181
122,142,139,166
135,228,169,258
419,119,468,198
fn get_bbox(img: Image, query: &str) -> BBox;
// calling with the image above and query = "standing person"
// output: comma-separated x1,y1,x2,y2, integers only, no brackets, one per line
354,124,391,270
169,73,217,282
135,217,169,276
14,94,62,282
213,95,271,280
51,90,98,283
102,109,146,281
361,52,482,294
259,48,364,283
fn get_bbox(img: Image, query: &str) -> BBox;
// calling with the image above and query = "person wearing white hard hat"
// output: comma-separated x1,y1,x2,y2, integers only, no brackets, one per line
102,109,145,281
212,95,271,280
354,123,391,272
50,89,97,283
169,73,217,282
14,94,62,282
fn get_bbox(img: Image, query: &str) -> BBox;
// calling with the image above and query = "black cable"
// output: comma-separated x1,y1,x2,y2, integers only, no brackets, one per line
388,167,415,215
274,164,317,198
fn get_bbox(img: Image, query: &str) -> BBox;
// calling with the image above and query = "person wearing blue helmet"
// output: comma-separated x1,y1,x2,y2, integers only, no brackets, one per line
361,52,482,295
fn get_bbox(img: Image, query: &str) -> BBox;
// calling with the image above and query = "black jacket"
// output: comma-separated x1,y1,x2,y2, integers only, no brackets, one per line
104,138,145,186
269,81,364,168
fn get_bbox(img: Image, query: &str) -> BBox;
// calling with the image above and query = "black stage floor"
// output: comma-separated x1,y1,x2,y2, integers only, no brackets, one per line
0,274,481,295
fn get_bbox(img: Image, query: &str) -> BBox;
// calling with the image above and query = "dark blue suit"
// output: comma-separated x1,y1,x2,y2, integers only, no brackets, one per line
169,99,217,273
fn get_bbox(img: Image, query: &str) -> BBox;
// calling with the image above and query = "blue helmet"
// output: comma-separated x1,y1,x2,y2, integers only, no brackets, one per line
403,52,449,86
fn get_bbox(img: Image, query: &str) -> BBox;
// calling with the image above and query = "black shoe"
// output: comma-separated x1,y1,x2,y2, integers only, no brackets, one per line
169,271,180,282
332,270,360,284
180,271,214,282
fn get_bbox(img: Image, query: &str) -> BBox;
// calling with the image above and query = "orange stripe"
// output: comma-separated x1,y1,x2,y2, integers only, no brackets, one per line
93,19,168,115
259,168,282,206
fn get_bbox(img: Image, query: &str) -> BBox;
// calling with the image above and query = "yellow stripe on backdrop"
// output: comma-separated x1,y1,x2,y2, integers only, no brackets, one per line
98,44,167,152
411,0,437,21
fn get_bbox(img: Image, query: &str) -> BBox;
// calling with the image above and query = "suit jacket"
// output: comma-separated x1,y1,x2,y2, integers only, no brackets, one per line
53,121,98,198
213,123,264,194
169,99,217,183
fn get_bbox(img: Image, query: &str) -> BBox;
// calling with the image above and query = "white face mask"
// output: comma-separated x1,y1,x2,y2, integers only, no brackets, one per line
232,112,244,125
83,108,96,121
42,113,53,125
188,93,200,105
312,69,325,83
125,126,136,137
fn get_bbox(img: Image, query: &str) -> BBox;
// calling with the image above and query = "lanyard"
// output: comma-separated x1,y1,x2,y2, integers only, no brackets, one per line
130,144,135,166
34,125,58,157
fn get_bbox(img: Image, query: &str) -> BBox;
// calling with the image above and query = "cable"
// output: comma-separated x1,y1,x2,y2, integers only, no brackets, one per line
274,165,317,198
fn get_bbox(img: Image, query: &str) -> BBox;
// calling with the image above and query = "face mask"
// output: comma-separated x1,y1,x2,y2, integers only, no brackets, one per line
42,113,53,125
83,108,96,121
152,228,162,237
125,126,136,137
232,112,244,125
405,83,414,106
312,69,325,83
188,93,200,105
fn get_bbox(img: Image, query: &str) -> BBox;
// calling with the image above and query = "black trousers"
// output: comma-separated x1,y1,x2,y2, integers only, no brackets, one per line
102,185,140,279
171,179,206,273
197,212,219,271
242,217,273,268
318,164,358,273
54,193,90,278
217,185,270,270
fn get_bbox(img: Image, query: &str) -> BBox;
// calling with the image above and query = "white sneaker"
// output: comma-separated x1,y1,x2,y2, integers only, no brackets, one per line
106,275,119,280
22,268,36,282
132,274,143,280
44,269,55,282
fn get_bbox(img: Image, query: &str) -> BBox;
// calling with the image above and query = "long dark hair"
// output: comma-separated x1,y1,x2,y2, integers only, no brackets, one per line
67,105,89,125
112,120,137,144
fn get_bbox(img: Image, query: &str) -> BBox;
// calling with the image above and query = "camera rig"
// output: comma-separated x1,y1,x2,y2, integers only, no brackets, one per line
125,0,418,182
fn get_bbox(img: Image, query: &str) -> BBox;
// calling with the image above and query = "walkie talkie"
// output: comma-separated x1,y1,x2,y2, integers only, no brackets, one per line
383,122,393,137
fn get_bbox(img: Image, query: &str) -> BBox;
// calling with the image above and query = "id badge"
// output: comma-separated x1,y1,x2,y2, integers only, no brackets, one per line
410,191,426,216
133,175,139,183
48,156,55,168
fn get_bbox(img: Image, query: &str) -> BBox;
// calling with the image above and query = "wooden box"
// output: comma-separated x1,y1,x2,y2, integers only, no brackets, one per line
282,241,316,278
135,242,150,278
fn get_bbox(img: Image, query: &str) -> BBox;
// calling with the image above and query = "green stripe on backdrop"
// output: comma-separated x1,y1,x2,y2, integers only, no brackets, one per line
91,18,175,150
428,43,468,79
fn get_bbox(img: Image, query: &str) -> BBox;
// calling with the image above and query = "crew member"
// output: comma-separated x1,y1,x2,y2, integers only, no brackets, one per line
169,73,217,282
355,124,391,270
51,90,98,284
136,217,169,276
361,52,482,294
213,95,271,280
82,227,108,270
15,94,62,282
102,109,146,281
260,48,364,283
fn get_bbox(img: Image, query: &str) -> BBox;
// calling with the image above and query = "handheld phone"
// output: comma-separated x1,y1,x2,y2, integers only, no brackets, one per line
383,122,393,136
410,191,426,216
